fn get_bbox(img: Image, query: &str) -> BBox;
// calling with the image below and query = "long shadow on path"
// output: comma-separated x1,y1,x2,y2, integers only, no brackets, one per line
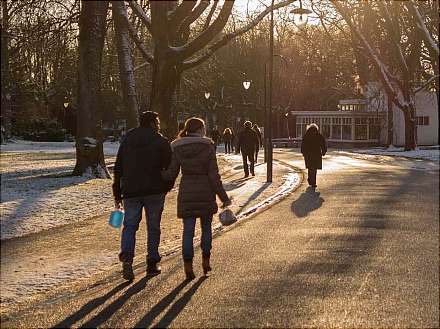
135,277,206,328
52,281,131,328
291,186,325,218
76,275,153,328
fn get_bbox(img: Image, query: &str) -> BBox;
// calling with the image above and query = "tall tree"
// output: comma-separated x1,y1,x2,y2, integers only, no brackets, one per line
1,0,11,140
112,0,139,129
332,1,424,150
126,0,295,137
73,0,110,177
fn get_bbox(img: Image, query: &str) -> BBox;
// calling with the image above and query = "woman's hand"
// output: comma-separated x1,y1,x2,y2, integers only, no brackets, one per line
221,197,232,208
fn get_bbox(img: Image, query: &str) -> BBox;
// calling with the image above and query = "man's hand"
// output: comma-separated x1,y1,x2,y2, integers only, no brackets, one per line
115,199,123,209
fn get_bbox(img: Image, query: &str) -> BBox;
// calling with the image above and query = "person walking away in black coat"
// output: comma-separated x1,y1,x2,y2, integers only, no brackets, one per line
210,127,220,151
300,123,327,188
113,111,173,281
253,123,263,162
223,128,233,154
237,121,260,177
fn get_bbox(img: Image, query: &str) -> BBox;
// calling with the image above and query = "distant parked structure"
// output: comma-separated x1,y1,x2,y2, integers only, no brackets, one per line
288,89,438,147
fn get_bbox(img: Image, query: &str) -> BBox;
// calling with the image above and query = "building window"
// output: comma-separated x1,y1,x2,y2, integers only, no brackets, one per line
416,116,429,126
331,117,342,139
342,117,352,140
321,117,331,138
355,117,368,140
296,124,302,138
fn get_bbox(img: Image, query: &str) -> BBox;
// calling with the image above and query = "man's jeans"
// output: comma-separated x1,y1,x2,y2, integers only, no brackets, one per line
182,216,213,261
119,193,165,263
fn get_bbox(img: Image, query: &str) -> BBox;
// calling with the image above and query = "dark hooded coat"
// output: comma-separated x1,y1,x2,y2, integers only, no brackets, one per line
112,127,172,200
300,126,327,169
162,136,229,218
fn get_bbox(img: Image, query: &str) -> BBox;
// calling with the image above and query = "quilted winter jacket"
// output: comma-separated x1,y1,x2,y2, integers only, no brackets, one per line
161,136,229,218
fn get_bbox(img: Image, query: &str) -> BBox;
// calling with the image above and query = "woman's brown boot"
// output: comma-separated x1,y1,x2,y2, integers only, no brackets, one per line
202,255,211,275
184,260,195,280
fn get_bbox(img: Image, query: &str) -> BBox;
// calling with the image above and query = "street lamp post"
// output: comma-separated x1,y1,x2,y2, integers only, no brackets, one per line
265,0,309,183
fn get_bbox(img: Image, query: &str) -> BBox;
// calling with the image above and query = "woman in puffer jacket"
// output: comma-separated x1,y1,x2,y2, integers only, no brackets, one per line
162,117,231,279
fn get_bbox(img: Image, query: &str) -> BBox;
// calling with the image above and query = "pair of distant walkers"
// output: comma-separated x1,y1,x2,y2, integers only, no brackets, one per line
113,111,231,281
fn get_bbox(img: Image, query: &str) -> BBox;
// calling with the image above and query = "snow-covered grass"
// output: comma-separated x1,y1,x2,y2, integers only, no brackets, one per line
349,146,440,162
0,140,120,240
1,139,120,156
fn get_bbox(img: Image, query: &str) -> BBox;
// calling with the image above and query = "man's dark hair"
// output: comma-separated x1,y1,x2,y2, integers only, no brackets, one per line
139,111,158,128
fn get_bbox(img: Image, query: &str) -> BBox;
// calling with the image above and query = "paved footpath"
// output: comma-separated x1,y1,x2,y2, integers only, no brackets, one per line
0,153,297,316
2,150,439,328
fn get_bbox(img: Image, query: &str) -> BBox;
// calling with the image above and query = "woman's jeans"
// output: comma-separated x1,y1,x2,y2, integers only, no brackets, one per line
225,141,232,154
119,193,165,263
182,216,213,261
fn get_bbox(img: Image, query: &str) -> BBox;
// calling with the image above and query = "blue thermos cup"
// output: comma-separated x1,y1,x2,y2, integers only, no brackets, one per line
109,209,124,228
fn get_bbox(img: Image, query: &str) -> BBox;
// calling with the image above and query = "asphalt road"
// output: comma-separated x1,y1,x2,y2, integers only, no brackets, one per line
2,150,439,328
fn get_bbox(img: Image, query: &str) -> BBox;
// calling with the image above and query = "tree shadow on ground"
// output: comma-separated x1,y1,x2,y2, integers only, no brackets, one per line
135,277,206,328
291,186,325,218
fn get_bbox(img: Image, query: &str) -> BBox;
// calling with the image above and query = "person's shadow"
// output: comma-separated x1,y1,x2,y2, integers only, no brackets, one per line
291,186,324,218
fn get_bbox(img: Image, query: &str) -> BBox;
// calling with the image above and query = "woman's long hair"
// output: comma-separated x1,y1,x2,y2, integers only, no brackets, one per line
223,128,231,135
304,123,319,139
178,117,205,138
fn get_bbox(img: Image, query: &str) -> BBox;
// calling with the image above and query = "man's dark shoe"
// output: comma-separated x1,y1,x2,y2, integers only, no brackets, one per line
147,260,161,276
244,173,249,178
122,262,134,281
251,172,255,176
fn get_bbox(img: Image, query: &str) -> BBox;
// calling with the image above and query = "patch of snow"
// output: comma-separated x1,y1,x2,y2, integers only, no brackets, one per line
0,152,116,240
0,139,120,156
83,137,97,145
350,147,440,162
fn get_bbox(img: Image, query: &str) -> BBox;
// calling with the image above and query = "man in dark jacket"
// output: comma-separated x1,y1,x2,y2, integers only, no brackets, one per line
237,121,260,177
113,111,172,280
300,123,327,188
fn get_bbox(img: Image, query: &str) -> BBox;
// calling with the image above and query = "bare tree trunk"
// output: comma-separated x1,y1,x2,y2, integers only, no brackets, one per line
403,105,416,151
73,0,110,178
386,93,393,146
150,58,180,138
112,1,139,129
1,0,11,140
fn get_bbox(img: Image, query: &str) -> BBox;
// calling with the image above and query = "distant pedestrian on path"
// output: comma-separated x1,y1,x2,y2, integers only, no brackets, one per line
253,123,263,162
162,117,231,280
223,128,233,154
113,111,173,281
237,121,260,177
300,123,327,188
210,126,220,151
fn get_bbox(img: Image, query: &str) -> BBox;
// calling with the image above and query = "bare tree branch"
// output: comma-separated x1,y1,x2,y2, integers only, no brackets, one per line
169,0,197,27
128,0,152,33
331,1,406,110
415,74,439,93
124,13,153,63
182,0,295,70
406,1,439,57
176,0,234,60
203,0,219,31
